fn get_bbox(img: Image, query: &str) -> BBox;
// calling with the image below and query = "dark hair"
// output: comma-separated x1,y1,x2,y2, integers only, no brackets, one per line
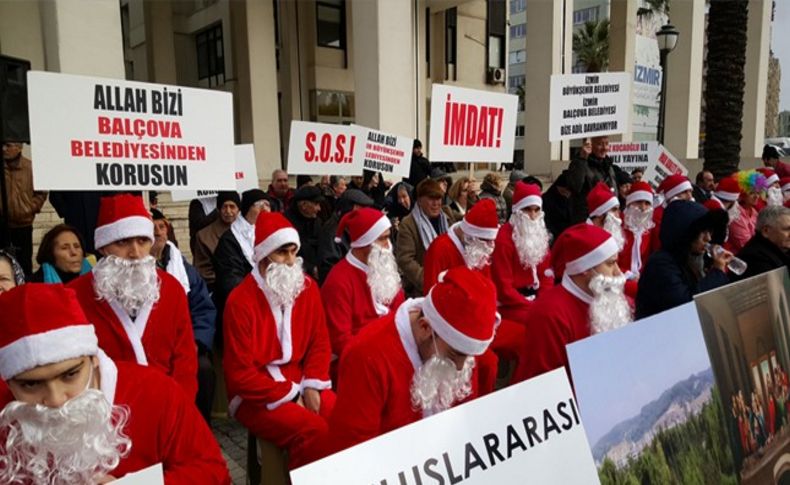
522,175,544,191
695,170,711,185
631,168,643,176
36,224,86,265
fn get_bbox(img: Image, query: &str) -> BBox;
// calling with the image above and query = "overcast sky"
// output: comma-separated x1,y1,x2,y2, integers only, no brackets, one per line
774,1,790,112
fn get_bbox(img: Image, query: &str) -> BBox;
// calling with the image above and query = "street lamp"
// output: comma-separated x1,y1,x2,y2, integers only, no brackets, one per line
656,23,679,145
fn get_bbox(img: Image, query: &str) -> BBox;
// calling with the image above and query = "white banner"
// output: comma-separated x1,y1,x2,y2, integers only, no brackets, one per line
428,84,518,163
27,71,235,191
609,141,658,173
171,144,259,201
355,125,413,179
549,72,631,141
114,464,164,485
642,144,688,190
287,121,365,176
291,369,599,485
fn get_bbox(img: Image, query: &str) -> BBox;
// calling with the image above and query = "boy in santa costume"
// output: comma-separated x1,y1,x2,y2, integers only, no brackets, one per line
328,267,500,453
0,284,230,484
223,212,334,469
68,194,198,399
618,181,657,297
586,181,625,252
651,174,694,249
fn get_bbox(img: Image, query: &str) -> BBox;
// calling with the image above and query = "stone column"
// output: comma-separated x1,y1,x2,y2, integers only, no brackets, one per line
741,0,771,158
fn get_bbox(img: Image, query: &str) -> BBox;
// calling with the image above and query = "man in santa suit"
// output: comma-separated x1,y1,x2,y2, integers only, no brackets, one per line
757,167,782,208
651,174,694,249
514,223,632,383
69,194,198,399
618,181,656,297
490,181,554,323
223,211,334,469
0,284,230,484
329,267,500,453
586,181,626,252
321,208,405,360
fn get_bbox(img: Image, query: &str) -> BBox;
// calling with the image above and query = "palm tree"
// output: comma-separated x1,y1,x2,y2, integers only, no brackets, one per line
573,19,610,73
704,0,749,176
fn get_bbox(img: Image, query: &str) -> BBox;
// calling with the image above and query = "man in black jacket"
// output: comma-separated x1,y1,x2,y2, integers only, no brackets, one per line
736,206,790,280
565,135,628,224
407,139,432,187
285,185,324,280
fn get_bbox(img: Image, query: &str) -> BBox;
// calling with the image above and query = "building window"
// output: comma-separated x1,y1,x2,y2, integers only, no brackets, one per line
487,0,506,69
196,23,225,88
508,75,525,88
445,8,457,81
426,7,431,76
510,0,526,15
316,0,346,49
515,125,525,137
310,90,355,124
509,49,526,65
573,6,599,25
509,24,526,39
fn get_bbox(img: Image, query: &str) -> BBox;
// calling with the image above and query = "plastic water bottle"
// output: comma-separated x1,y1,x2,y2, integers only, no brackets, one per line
705,243,748,276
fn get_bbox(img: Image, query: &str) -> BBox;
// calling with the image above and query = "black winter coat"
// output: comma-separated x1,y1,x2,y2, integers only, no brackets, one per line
736,233,790,281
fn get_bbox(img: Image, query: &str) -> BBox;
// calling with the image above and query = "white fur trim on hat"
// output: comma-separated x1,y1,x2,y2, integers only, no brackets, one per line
765,174,780,186
783,182,790,193
94,216,154,249
350,216,391,248
714,190,739,202
626,190,653,206
421,290,496,356
589,196,619,218
0,325,98,380
253,227,301,263
512,195,543,212
664,180,693,201
459,220,498,240
564,237,619,276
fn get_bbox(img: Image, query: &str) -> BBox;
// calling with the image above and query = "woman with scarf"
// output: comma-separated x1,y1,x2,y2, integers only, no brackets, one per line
31,225,93,284
0,249,25,292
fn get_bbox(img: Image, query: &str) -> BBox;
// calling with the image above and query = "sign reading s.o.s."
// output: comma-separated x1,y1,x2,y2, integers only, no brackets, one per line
287,121,365,176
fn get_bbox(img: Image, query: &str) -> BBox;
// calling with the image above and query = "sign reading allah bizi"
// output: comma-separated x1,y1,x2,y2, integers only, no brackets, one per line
27,71,235,191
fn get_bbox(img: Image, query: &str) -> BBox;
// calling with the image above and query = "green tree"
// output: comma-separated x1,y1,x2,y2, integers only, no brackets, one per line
572,19,610,73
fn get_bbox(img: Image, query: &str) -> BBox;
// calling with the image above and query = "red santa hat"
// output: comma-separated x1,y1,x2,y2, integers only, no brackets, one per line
511,182,543,212
757,167,780,186
586,182,619,217
422,267,500,356
703,199,725,211
657,174,692,200
94,194,154,249
335,208,391,248
782,177,790,193
459,199,499,240
713,176,741,202
0,284,98,380
253,212,301,263
625,181,654,206
551,223,619,278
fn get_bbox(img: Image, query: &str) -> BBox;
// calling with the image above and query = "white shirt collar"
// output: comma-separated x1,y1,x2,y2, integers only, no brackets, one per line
394,299,424,371
448,223,465,256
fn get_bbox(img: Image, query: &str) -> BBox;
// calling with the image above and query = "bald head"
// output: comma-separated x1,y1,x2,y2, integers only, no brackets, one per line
271,169,290,197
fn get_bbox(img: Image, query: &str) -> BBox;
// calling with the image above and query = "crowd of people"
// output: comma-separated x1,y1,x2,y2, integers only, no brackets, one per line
0,137,789,482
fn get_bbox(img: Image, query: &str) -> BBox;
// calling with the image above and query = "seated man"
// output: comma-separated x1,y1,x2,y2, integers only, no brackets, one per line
0,284,230,484
322,208,405,359
193,191,240,291
223,212,334,470
586,181,625,251
329,267,500,452
736,205,790,280
69,194,198,399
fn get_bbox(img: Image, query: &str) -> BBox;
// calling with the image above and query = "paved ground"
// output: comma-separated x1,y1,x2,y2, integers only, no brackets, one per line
212,417,249,485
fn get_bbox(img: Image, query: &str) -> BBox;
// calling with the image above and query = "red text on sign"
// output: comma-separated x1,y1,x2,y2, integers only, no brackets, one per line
304,132,356,164
442,94,504,148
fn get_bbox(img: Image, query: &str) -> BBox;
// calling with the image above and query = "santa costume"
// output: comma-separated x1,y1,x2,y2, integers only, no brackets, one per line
0,284,230,484
321,208,405,358
618,182,656,286
490,181,554,322
586,181,620,225
223,212,334,469
651,174,693,250
329,267,500,453
68,194,198,399
514,224,620,383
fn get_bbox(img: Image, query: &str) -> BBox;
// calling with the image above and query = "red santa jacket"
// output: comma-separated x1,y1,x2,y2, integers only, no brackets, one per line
0,353,230,484
618,227,654,276
68,270,198,399
650,205,664,251
223,269,332,414
329,300,494,454
490,222,553,322
422,229,491,294
321,253,405,357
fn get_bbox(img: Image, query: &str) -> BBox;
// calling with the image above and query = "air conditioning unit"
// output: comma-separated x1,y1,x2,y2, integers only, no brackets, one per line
487,67,506,85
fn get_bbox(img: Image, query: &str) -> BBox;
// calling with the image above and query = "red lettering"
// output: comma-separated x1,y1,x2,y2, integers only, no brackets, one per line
347,135,356,163
334,134,346,162
476,106,489,146
319,133,332,162
97,117,110,134
444,94,452,145
495,108,503,148
450,103,466,145
70,140,83,156
305,132,316,161
464,105,478,146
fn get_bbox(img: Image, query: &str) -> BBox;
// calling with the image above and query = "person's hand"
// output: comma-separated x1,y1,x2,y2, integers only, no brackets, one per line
710,245,734,272
296,394,305,408
303,388,321,414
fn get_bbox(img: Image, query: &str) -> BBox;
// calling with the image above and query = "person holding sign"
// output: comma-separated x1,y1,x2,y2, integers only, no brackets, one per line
328,267,500,453
566,136,628,225
0,284,230,484
586,182,626,252
223,212,333,470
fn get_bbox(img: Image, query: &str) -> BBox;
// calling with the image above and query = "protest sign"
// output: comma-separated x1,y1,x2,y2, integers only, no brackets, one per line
115,464,164,485
291,368,599,485
171,144,259,202
354,125,413,179
549,72,631,142
641,144,688,190
287,121,365,176
608,141,657,173
428,84,518,163
27,71,234,191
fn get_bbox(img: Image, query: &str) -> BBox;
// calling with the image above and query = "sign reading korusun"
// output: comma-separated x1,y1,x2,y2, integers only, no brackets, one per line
27,71,235,191
549,72,631,142
290,369,599,485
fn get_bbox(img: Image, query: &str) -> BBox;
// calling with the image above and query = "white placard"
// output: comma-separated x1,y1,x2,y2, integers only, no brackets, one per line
287,121,365,176
170,144,259,201
291,369,599,485
609,141,658,173
428,84,518,163
114,463,164,485
642,144,688,190
27,71,234,191
354,125,413,179
549,72,631,141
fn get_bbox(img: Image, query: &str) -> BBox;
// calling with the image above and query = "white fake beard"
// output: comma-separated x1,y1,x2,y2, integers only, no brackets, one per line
463,235,495,270
265,257,306,308
603,213,626,252
727,202,741,223
588,274,632,334
411,354,475,415
93,255,160,317
0,389,132,485
366,244,401,306
511,210,550,268
767,187,783,207
624,205,654,233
